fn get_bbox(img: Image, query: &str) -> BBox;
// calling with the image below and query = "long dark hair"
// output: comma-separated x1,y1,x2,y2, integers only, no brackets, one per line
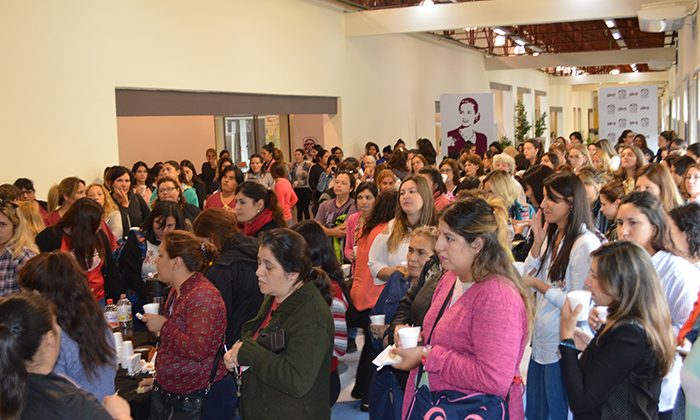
619,191,671,253
106,166,134,189
235,181,286,228
193,208,241,251
359,190,398,239
416,138,437,165
180,159,202,187
541,173,594,282
669,202,700,260
260,228,331,305
141,201,185,244
522,165,555,208
18,252,116,378
418,166,447,194
0,292,55,419
58,197,105,270
131,161,153,187
292,220,344,286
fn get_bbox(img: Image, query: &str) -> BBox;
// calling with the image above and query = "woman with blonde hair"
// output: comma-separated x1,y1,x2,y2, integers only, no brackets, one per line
86,183,123,241
16,201,45,240
634,163,683,212
0,199,38,297
45,176,86,226
590,150,612,174
614,145,646,193
567,144,592,173
560,241,675,418
394,197,531,419
482,170,532,221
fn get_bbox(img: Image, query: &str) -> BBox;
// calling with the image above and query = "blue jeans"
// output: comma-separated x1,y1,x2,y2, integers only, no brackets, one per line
526,359,570,420
202,374,237,420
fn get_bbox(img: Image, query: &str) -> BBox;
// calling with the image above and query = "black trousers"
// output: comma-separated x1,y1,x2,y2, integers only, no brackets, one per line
351,309,379,404
294,187,312,220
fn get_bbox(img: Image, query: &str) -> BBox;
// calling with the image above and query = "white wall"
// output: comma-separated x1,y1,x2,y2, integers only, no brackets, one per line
0,0,573,197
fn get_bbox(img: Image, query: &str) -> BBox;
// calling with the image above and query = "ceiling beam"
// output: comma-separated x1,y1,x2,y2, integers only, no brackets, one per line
345,0,646,37
549,70,670,86
485,47,674,70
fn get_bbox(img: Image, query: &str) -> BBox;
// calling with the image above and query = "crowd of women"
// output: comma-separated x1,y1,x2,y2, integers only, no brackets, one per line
1,131,700,420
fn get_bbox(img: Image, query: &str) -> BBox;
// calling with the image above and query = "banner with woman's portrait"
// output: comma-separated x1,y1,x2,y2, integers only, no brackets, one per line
440,93,495,158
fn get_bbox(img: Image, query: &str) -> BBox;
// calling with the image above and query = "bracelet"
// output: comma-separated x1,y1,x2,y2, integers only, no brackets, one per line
559,338,578,352
420,345,433,365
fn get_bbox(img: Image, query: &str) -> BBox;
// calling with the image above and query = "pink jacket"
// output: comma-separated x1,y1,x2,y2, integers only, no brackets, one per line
273,178,297,222
402,271,528,420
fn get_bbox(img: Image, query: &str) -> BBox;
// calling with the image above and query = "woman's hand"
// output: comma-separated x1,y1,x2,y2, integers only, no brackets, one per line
573,328,593,351
224,341,243,371
390,346,426,371
512,219,530,236
588,306,603,331
560,298,582,341
113,188,129,207
530,209,547,256
103,394,132,420
137,377,154,393
393,324,410,347
370,324,389,339
141,314,167,333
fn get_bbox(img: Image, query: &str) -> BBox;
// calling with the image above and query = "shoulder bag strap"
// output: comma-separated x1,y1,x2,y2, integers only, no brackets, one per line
205,335,225,395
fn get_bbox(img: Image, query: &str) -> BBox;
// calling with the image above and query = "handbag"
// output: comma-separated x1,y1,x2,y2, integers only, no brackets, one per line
405,280,509,420
149,338,225,420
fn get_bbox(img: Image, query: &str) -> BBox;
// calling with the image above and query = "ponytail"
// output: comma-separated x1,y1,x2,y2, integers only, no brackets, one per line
162,230,219,273
267,189,287,228
486,197,514,262
307,267,332,306
0,293,55,420
47,184,61,213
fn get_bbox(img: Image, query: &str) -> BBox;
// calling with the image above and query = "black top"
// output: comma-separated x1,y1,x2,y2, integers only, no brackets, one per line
22,373,112,420
205,233,263,345
114,192,151,235
560,321,662,420
388,256,443,344
201,162,216,194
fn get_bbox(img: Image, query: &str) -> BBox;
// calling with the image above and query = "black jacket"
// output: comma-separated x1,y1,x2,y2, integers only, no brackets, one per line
22,373,112,419
36,226,125,302
560,321,662,420
114,192,151,235
388,255,443,344
118,229,152,299
205,233,263,345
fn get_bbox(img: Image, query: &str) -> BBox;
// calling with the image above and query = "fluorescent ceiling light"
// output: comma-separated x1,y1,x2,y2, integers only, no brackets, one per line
611,29,621,40
420,0,435,6
493,28,507,36
514,45,526,55
533,52,540,56
610,69,621,75
513,37,527,46
494,35,506,46
605,19,616,28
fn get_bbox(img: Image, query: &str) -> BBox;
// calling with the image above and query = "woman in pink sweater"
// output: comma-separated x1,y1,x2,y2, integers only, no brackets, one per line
271,163,298,223
393,198,531,420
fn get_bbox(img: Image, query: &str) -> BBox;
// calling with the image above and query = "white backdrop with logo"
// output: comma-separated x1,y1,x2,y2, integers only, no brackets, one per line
598,85,658,151
440,93,495,158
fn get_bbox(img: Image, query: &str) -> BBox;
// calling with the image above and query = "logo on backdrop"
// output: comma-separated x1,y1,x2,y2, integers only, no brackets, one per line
607,104,615,114
440,93,495,159
617,90,627,100
598,85,659,150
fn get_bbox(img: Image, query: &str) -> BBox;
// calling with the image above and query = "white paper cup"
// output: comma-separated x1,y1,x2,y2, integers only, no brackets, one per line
121,340,134,367
370,314,386,325
597,306,608,323
567,290,592,322
398,326,421,349
341,264,352,278
143,303,160,315
113,331,123,348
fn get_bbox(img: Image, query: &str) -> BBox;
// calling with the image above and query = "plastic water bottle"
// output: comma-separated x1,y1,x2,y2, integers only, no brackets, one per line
104,299,119,330
116,294,132,336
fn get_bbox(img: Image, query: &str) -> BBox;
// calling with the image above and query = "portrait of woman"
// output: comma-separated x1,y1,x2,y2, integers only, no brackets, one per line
446,97,487,157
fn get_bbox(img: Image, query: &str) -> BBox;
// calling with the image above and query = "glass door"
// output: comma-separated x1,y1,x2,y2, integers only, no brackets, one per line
224,116,255,172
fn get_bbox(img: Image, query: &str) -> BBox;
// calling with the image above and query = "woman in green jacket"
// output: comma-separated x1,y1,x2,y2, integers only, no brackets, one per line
224,228,334,420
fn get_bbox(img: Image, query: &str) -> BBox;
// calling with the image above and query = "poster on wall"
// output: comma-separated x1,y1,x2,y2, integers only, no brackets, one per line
598,85,659,151
440,93,495,158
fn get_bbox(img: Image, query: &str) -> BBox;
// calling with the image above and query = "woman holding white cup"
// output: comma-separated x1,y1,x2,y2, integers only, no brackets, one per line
559,241,675,418
391,197,531,419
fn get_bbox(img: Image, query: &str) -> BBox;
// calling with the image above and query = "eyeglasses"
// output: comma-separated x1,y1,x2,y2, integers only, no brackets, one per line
19,189,35,196
685,174,700,181
160,187,179,193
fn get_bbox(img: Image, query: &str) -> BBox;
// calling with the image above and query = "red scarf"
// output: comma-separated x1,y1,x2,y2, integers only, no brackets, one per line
244,208,274,236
